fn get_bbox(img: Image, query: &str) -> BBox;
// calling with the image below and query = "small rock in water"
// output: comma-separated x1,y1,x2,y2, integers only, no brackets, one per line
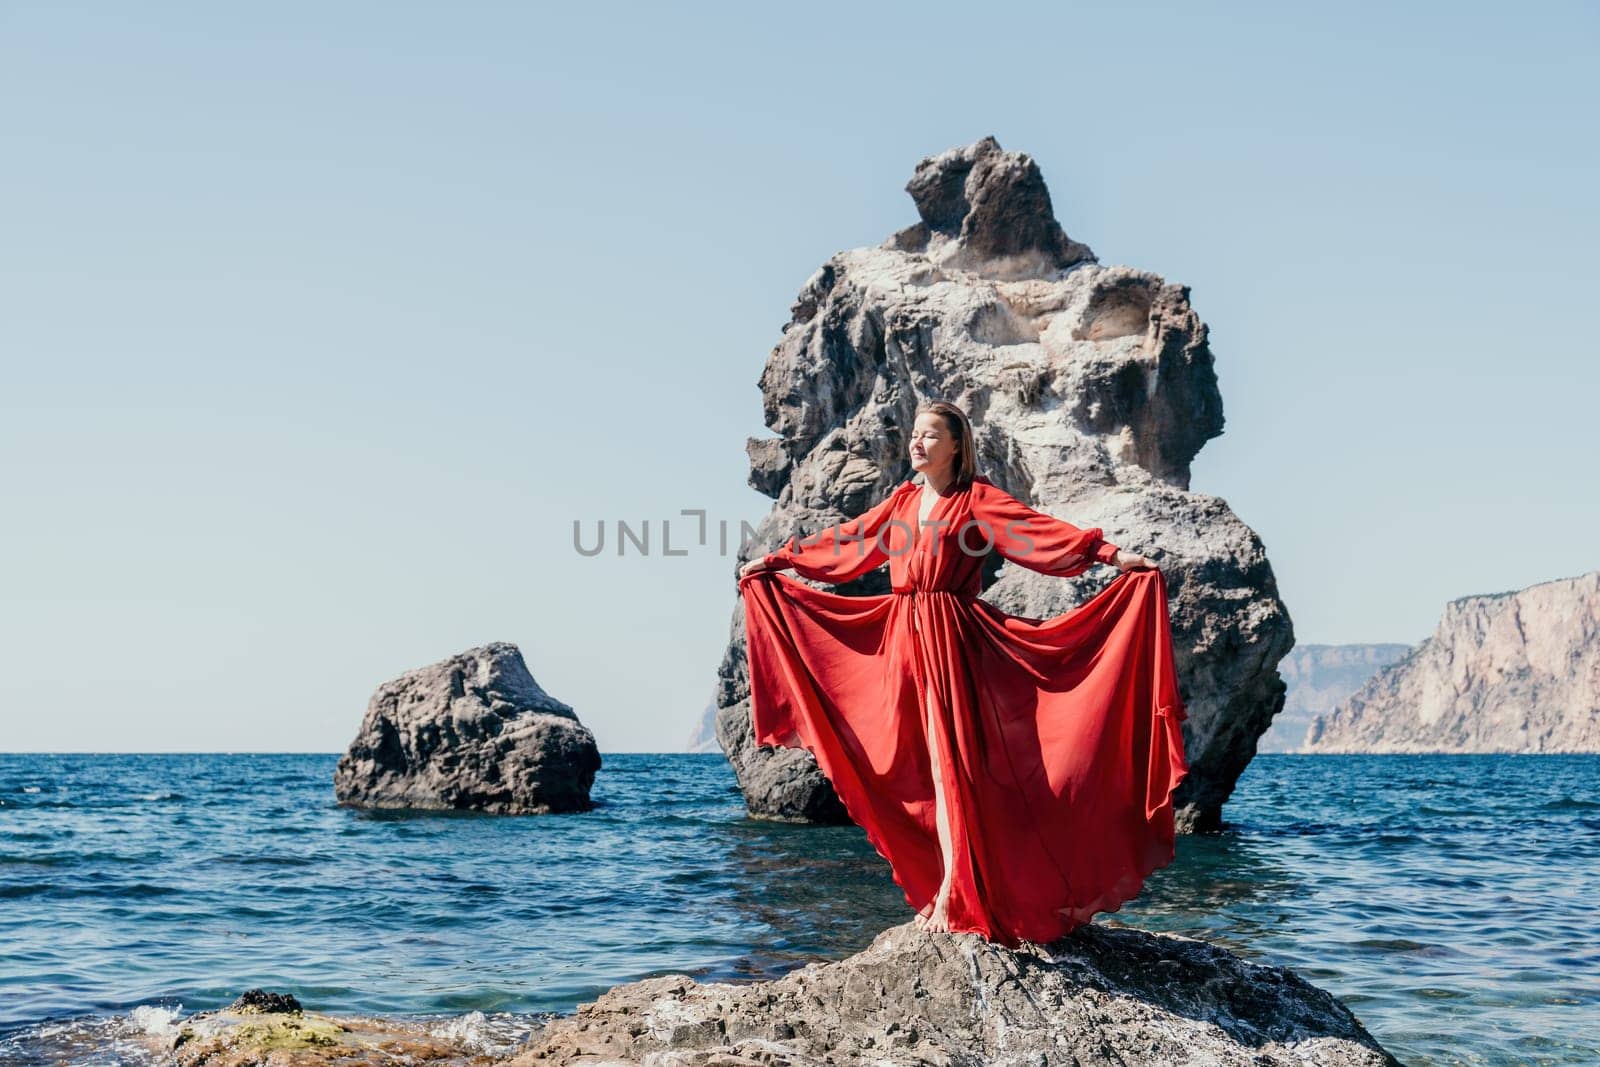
226,988,302,1014
334,641,601,815
156,1001,503,1067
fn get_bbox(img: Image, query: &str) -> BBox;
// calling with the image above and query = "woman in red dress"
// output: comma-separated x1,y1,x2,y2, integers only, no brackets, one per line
737,400,1189,946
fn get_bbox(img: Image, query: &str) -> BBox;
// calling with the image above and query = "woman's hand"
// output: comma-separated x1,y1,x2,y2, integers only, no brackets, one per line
738,558,781,585
1113,549,1159,573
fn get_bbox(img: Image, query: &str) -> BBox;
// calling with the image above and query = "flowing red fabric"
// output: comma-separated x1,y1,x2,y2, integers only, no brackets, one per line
739,475,1189,947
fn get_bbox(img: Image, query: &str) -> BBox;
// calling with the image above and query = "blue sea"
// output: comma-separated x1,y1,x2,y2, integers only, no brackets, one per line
1,752,1596,1066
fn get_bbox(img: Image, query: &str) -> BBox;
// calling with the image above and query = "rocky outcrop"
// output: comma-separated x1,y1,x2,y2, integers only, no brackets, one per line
1256,643,1413,752
716,136,1294,831
1305,571,1600,753
510,921,1398,1066
139,928,1399,1066
334,642,600,814
148,989,523,1067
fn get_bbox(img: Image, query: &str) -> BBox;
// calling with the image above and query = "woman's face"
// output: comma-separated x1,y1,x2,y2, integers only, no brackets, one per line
910,412,959,480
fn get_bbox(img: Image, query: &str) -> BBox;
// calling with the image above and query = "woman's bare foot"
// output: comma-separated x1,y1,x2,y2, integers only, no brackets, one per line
922,887,952,933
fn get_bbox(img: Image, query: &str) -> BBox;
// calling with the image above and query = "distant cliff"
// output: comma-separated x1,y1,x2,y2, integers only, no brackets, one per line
1255,644,1413,753
1305,571,1600,753
685,699,719,754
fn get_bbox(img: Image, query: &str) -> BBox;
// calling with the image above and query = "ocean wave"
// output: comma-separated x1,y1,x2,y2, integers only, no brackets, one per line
128,1003,184,1036
425,1010,541,1056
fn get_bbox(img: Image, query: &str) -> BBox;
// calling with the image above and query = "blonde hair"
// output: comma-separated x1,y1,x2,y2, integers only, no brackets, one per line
914,399,979,488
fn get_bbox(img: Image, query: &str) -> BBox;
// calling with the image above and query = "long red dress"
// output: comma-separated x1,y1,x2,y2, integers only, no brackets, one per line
738,474,1189,947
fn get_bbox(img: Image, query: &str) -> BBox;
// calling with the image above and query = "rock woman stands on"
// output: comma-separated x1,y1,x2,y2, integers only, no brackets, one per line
737,399,1188,942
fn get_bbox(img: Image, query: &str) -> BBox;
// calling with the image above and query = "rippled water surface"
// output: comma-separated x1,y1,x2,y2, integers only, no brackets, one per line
1,753,1596,1065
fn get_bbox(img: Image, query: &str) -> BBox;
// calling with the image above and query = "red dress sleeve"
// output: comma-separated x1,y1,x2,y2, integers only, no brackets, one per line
970,479,1120,578
762,482,912,584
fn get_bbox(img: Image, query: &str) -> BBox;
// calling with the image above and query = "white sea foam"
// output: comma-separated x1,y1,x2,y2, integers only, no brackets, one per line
1,1011,176,1067
129,1003,184,1036
427,1010,534,1056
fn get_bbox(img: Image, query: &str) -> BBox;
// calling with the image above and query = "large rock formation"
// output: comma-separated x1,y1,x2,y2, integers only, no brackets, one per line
716,136,1294,831
334,642,600,813
1256,643,1413,752
1305,571,1600,752
510,921,1398,1066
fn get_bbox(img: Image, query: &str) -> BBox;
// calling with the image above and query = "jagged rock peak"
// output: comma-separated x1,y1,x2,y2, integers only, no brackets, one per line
723,138,1287,834
887,135,1095,280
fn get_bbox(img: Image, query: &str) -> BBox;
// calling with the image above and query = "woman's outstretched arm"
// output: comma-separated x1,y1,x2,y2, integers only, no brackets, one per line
968,479,1127,578
741,482,915,585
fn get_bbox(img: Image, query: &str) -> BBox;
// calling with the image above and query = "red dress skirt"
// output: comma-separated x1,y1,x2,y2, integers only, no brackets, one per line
738,474,1189,947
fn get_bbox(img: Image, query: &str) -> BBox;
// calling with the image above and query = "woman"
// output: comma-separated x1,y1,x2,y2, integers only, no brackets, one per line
737,400,1189,946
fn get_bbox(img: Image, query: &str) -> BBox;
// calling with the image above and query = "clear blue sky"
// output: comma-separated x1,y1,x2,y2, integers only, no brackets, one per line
3,2,1595,752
